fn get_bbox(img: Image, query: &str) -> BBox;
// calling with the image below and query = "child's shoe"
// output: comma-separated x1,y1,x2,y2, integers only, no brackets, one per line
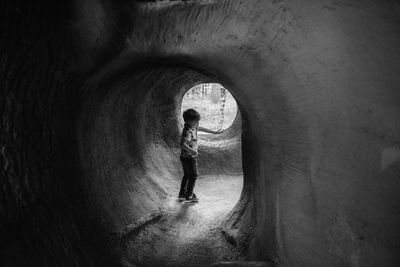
186,193,199,203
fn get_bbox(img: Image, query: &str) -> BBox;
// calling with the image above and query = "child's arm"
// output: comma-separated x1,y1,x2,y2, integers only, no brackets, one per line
198,126,223,134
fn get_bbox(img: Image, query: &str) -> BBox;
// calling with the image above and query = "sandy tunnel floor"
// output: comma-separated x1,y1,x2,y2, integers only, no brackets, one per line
120,174,243,267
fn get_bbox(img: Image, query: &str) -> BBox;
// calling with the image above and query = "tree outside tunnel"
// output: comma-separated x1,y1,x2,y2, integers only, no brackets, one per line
180,83,238,132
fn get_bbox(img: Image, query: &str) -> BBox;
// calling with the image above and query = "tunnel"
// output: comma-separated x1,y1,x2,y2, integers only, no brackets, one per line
1,1,400,267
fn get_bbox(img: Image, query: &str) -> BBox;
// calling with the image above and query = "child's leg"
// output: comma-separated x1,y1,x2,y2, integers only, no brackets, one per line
185,157,198,197
179,157,190,196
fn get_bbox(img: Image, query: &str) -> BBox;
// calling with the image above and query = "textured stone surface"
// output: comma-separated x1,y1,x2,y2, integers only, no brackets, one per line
1,0,400,266
119,174,243,266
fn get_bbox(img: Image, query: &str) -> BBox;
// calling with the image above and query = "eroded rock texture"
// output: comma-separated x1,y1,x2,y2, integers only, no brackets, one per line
1,0,400,266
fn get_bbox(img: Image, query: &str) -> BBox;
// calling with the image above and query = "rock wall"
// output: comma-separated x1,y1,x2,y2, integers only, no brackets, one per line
1,0,400,266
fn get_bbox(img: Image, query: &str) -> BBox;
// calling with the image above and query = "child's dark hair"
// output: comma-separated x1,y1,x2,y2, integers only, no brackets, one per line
183,109,201,122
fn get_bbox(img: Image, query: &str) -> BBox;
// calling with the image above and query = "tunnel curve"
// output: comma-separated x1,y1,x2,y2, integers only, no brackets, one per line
5,1,400,266
78,61,247,253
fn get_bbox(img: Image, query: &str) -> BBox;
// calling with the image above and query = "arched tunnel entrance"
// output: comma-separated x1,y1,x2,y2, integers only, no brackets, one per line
3,1,400,267
120,83,244,266
78,64,258,266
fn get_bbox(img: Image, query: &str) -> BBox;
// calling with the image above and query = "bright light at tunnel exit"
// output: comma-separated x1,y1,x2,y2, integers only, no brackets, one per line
181,83,238,131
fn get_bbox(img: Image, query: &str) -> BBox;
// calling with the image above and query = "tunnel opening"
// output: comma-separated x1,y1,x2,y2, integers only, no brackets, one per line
4,1,400,267
77,61,258,266
180,83,238,133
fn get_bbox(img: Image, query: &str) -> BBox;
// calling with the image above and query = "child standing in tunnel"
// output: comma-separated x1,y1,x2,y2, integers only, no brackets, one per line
178,109,222,202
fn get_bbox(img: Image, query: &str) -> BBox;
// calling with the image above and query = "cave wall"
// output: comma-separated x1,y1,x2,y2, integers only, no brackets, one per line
121,1,400,266
0,1,121,266
1,0,400,267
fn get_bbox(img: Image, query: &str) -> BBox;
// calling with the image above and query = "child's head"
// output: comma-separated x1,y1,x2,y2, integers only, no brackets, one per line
183,109,201,127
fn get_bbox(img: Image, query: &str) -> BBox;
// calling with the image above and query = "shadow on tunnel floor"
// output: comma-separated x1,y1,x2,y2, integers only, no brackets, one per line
119,174,243,267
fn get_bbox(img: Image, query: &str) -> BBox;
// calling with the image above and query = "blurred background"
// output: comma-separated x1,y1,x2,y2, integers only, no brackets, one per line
181,83,237,131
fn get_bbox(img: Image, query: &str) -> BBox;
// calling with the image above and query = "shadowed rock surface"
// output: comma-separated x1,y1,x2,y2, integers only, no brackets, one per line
118,174,244,267
1,0,400,266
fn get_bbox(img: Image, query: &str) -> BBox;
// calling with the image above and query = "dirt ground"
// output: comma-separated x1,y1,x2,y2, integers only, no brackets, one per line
120,174,243,267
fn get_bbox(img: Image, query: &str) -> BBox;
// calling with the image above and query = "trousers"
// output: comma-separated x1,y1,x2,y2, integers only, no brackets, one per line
179,156,198,196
